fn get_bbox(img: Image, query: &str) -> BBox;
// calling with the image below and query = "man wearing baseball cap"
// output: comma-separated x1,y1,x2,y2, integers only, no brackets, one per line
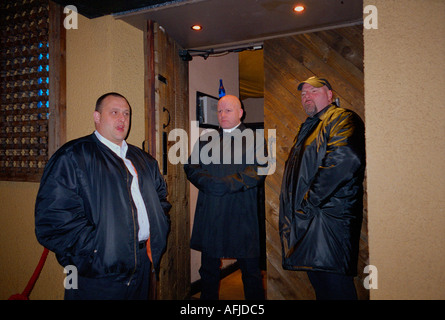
279,75,366,300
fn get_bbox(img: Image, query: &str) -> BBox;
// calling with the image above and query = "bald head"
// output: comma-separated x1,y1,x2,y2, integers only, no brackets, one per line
217,95,243,129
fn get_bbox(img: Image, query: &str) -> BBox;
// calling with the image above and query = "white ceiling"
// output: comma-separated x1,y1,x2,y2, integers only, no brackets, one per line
115,0,363,50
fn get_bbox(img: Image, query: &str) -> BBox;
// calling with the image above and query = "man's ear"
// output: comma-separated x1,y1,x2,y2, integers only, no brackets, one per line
327,89,333,101
93,111,101,125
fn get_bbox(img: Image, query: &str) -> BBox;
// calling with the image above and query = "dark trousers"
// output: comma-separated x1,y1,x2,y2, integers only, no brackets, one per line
64,242,151,300
199,254,265,300
307,271,358,300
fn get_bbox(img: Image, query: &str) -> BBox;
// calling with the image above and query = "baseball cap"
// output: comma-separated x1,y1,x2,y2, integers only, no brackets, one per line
297,76,332,91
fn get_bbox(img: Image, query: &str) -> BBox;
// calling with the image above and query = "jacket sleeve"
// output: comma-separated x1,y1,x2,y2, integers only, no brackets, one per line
184,137,266,197
152,160,172,214
184,162,229,196
220,165,266,193
299,111,365,213
35,151,95,258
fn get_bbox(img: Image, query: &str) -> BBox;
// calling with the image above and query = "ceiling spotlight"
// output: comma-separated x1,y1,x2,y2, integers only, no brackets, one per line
293,5,305,13
191,25,202,31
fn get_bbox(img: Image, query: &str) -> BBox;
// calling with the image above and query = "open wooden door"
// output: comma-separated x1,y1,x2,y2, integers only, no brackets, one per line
145,21,190,299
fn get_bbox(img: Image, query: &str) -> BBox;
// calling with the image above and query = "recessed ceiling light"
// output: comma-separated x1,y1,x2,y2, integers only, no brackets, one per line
191,25,202,31
293,5,305,13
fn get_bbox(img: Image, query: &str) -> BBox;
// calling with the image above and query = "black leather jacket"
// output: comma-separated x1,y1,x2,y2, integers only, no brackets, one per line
279,105,365,276
35,133,171,281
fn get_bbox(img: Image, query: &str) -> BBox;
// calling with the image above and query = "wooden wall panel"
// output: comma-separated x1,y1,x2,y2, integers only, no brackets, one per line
264,25,368,300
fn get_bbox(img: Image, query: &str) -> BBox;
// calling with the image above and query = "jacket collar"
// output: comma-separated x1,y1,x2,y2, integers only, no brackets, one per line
94,130,128,159
295,105,335,146
315,103,336,121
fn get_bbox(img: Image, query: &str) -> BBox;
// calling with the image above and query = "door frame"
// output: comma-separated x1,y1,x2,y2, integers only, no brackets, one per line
145,20,191,299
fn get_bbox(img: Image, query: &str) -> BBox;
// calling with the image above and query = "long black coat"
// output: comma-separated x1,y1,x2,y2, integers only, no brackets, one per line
184,124,266,258
279,105,365,276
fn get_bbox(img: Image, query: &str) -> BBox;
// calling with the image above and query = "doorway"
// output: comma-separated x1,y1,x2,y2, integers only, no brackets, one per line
150,23,367,300
187,48,267,298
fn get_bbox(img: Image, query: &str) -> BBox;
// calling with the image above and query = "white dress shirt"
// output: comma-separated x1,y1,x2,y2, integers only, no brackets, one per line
94,131,150,241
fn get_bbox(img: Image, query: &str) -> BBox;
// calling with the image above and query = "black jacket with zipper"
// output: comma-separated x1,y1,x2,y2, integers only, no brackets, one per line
279,105,365,276
35,133,171,282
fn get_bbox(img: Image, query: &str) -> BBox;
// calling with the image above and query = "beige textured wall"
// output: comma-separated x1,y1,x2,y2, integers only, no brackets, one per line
0,14,144,300
364,0,445,299
66,14,145,146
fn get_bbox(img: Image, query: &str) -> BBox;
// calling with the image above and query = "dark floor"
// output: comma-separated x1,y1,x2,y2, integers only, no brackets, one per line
192,269,267,300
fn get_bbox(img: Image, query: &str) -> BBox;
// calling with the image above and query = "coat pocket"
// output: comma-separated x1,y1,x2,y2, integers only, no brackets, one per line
285,207,317,258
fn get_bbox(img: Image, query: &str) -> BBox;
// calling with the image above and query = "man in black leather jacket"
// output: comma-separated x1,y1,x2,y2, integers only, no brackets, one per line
279,76,365,300
35,92,171,299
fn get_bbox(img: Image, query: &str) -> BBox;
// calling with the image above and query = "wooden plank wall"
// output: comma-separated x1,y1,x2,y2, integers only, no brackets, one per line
146,22,190,299
263,25,368,300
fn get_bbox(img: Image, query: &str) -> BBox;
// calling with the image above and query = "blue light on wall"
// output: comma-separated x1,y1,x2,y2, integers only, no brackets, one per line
37,42,49,119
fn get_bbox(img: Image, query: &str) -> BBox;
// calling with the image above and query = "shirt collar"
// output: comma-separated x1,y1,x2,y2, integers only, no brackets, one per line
94,130,128,158
222,122,241,133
